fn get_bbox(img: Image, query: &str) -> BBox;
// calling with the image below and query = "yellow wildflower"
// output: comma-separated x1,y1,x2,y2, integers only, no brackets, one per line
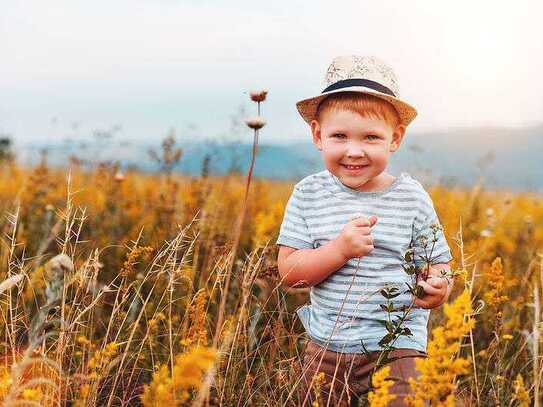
183,289,208,347
23,265,45,301
311,371,326,407
483,257,508,308
141,346,216,406
252,200,284,248
512,374,530,407
368,366,396,407
407,289,475,406
455,267,468,284
1,366,13,399
88,342,118,372
80,384,90,398
22,387,43,401
120,246,154,277
502,334,513,341
77,335,93,347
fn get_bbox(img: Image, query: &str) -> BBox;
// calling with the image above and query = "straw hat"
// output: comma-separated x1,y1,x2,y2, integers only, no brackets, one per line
296,55,417,127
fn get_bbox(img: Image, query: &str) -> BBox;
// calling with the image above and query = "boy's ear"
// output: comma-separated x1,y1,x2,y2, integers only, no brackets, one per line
310,120,322,151
390,124,406,153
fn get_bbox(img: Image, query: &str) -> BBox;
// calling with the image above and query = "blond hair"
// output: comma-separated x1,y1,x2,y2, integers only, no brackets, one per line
316,92,401,128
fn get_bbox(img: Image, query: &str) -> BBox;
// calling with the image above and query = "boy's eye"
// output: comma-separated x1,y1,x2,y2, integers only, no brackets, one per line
332,133,346,139
367,134,380,140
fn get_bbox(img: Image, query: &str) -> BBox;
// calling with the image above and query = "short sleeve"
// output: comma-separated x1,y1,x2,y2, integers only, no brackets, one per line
275,185,313,250
412,193,453,267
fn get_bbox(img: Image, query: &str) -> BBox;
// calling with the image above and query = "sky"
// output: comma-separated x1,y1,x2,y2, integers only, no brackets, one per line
1,0,543,148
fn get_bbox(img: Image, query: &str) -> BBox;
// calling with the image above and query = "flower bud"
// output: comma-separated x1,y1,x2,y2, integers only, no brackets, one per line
245,117,266,130
249,90,268,102
114,171,125,182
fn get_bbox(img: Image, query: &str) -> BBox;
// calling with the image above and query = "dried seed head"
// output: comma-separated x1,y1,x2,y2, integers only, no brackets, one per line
0,274,24,294
114,171,125,182
45,254,74,281
249,90,268,102
245,116,266,130
44,254,74,302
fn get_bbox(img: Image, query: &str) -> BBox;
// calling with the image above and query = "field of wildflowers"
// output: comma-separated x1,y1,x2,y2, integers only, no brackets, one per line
0,123,542,405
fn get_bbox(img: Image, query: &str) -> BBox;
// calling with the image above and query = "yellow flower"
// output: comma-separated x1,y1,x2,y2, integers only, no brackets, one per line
502,334,513,341
407,289,474,406
24,266,45,301
87,342,118,373
0,366,12,398
182,289,209,348
512,374,531,407
455,267,468,284
368,366,396,407
80,383,90,398
22,388,43,401
311,372,326,407
252,200,285,248
77,335,93,347
120,246,154,278
483,257,508,308
141,346,216,406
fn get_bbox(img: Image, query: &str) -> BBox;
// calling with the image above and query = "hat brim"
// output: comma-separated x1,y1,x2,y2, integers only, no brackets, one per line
296,86,418,127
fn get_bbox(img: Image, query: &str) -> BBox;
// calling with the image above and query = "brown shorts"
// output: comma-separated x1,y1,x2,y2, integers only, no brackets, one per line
298,339,427,407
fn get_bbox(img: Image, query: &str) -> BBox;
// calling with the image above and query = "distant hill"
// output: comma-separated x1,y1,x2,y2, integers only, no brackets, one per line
15,123,543,192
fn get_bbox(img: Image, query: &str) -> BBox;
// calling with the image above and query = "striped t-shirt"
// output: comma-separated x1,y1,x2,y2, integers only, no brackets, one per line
276,169,453,353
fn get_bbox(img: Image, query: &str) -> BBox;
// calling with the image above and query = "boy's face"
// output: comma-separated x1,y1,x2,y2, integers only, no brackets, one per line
310,108,405,192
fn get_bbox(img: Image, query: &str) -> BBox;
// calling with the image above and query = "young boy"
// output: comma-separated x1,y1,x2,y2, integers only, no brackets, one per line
276,55,453,406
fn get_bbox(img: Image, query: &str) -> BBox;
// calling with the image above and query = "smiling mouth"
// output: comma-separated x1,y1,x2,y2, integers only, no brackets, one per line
341,164,367,170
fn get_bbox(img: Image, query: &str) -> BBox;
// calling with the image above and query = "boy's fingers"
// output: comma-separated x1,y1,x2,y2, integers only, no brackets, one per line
351,216,378,227
414,297,431,308
417,280,441,295
355,226,370,235
352,217,370,227
427,266,443,278
427,276,447,289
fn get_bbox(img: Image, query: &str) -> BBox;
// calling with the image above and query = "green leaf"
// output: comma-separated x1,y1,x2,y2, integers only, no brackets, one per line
380,288,401,299
376,319,389,327
405,283,417,295
385,321,394,333
360,340,371,357
403,265,417,275
378,333,395,347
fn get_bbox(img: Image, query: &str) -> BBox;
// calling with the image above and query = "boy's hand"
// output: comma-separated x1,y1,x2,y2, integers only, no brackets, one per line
414,265,453,309
335,215,378,261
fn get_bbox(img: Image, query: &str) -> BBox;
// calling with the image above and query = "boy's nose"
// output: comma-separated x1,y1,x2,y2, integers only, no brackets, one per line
346,147,366,158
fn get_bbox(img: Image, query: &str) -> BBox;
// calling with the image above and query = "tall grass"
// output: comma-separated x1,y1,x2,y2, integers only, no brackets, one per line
0,158,542,405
